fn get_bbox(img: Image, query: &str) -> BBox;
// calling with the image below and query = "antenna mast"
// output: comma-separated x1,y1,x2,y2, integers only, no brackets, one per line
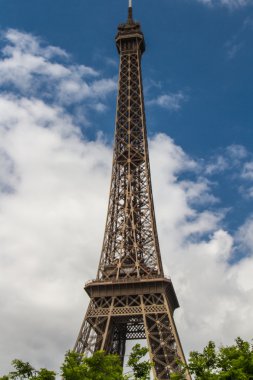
128,0,133,22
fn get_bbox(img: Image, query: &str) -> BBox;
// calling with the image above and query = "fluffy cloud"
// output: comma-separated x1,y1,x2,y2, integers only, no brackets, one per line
205,144,248,175
150,138,253,352
197,0,253,9
0,29,117,110
204,144,253,199
147,92,187,111
242,161,253,180
0,93,112,373
236,217,253,255
1,29,253,376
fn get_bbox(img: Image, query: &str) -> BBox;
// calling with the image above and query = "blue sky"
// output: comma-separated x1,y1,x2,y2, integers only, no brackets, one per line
0,0,253,375
1,0,252,231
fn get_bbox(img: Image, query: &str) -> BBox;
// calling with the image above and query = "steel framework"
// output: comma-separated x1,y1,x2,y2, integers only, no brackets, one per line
75,6,190,380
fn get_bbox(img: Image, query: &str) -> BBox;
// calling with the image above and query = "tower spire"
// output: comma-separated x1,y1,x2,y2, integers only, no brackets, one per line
128,0,133,23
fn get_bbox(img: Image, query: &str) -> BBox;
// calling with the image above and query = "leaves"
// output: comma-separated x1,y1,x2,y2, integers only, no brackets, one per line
1,360,56,380
60,351,87,380
9,360,35,380
216,337,253,379
0,344,153,380
60,350,125,380
35,369,56,380
2,339,253,380
171,337,253,379
127,344,153,380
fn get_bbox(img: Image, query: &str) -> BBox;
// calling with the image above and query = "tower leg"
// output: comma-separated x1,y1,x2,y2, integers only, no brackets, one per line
75,292,190,379
139,295,176,379
74,298,114,355
108,321,127,366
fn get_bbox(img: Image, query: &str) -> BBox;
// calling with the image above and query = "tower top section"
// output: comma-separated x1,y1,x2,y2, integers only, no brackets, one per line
116,0,145,54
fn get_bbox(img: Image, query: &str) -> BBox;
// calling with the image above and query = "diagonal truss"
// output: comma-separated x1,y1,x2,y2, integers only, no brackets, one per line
74,6,191,380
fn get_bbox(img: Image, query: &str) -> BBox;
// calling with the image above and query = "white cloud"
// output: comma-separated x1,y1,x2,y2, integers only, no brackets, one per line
3,29,68,58
147,92,187,111
204,145,253,198
226,144,248,159
205,144,249,175
0,29,116,111
236,217,253,255
248,187,253,197
0,94,112,373
146,135,253,357
205,155,229,175
197,0,253,9
181,180,219,205
104,57,118,67
242,161,253,180
1,29,253,377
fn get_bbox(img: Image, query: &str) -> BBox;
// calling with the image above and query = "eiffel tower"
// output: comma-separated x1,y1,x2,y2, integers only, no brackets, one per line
74,2,190,379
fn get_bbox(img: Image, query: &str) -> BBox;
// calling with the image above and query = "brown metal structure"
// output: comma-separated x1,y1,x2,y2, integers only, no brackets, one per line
75,5,190,379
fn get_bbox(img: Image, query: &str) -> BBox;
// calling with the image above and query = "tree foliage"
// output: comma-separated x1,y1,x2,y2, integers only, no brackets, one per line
2,338,253,380
0,344,152,380
0,359,56,380
60,350,125,380
126,344,153,380
171,337,253,380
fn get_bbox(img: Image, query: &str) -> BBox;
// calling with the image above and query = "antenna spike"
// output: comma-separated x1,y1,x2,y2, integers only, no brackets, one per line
128,0,133,22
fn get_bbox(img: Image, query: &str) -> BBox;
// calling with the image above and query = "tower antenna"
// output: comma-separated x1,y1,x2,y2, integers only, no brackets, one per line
128,0,133,22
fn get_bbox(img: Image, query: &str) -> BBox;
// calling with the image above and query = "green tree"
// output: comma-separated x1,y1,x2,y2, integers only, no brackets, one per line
34,369,55,380
9,360,35,380
126,344,153,380
0,344,153,380
171,337,253,380
61,350,125,380
216,337,253,379
0,360,56,380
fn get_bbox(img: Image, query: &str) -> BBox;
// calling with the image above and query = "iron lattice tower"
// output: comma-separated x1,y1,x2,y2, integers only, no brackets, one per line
75,4,190,379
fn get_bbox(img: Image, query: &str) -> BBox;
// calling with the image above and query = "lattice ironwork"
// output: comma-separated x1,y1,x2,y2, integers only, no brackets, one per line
74,6,190,380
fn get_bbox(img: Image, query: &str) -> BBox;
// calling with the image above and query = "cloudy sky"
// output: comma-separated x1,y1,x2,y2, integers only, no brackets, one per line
1,0,253,375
